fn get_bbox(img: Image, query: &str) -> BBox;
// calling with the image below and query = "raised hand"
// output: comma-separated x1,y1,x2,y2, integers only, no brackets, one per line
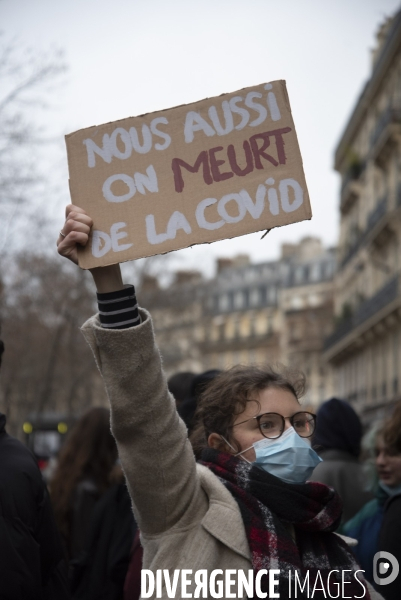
57,204,93,265
57,204,124,293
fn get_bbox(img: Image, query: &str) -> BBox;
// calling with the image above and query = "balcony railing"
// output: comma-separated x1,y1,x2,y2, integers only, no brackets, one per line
397,184,401,208
340,238,362,268
323,316,354,350
200,328,276,351
366,195,388,234
340,196,389,268
355,275,398,325
370,107,401,149
341,161,365,195
324,275,399,350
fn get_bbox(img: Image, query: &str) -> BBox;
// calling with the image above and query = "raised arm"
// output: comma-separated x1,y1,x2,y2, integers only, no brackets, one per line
57,206,203,535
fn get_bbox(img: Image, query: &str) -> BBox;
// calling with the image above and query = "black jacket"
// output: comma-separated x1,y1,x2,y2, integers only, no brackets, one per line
0,413,70,600
378,493,401,600
71,482,136,600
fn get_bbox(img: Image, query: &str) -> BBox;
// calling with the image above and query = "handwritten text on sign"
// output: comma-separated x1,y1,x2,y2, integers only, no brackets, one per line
65,81,311,268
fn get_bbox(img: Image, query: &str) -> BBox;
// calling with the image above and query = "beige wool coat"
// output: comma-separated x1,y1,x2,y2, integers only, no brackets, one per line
82,309,383,600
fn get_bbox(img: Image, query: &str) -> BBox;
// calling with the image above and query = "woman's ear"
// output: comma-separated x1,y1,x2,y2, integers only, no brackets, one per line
208,433,233,454
207,433,222,449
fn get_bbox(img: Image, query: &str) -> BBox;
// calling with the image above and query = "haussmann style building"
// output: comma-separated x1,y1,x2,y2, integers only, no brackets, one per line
198,237,336,410
323,10,401,425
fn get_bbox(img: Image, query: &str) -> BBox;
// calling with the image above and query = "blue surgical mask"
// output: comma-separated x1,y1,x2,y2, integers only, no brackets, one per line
228,426,322,484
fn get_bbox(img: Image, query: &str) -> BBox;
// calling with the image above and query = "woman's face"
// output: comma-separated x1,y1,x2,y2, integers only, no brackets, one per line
228,387,301,462
376,437,401,487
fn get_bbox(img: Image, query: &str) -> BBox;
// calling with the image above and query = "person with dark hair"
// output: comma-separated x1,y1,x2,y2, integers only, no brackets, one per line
178,369,221,436
309,397,373,523
167,371,196,408
0,341,70,599
343,402,401,594
51,406,136,598
70,479,136,600
56,205,383,600
50,407,119,561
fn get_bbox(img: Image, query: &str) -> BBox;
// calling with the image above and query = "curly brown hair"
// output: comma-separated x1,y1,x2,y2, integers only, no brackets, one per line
50,407,118,549
379,401,401,454
190,363,306,458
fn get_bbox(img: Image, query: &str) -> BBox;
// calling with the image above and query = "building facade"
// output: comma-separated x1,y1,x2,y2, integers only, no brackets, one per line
324,11,401,424
141,271,205,375
200,254,282,372
280,240,336,407
144,238,335,409
199,238,335,409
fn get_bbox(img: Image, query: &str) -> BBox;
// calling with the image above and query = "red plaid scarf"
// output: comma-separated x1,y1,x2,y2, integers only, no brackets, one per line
200,449,371,600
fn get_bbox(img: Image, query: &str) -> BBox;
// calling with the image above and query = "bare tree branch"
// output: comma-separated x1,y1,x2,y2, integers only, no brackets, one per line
0,33,67,252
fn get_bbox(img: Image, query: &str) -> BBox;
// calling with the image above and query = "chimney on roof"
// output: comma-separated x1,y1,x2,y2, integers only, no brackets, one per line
280,243,298,259
232,254,250,268
217,254,250,273
217,258,234,273
281,237,324,260
173,270,202,286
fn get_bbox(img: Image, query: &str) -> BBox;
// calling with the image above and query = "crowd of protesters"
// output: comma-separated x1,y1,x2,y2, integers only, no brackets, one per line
0,204,400,599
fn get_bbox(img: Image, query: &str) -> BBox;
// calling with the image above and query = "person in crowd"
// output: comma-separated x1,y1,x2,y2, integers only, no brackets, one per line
57,204,383,600
50,406,120,561
377,486,401,600
70,478,136,600
343,402,401,596
167,371,196,408
0,338,70,599
309,397,373,524
178,369,221,437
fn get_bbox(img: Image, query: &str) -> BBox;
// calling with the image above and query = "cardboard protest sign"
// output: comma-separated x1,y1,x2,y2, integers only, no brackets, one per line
65,80,311,269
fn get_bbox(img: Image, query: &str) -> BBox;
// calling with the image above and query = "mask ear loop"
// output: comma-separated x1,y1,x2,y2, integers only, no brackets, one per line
220,435,253,464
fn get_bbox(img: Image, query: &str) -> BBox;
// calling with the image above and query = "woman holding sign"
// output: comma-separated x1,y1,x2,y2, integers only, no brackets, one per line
57,205,383,600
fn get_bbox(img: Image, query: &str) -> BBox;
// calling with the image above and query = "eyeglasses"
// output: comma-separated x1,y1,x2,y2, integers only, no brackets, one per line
228,411,316,439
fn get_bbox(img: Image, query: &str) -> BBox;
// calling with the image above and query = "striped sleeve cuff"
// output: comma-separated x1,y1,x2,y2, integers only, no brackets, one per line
97,284,140,330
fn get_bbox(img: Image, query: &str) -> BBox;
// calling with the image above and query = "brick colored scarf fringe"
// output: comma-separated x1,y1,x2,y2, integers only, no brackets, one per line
200,449,371,600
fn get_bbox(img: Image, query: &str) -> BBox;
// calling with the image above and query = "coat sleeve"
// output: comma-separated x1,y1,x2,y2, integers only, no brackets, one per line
81,309,205,535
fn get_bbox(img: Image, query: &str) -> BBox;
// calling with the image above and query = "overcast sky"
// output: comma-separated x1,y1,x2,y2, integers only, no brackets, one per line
2,0,400,276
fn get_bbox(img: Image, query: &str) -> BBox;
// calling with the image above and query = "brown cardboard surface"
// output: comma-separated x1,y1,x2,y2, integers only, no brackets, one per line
65,80,312,269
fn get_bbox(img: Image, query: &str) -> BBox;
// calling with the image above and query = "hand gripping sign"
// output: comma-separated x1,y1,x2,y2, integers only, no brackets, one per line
65,81,312,269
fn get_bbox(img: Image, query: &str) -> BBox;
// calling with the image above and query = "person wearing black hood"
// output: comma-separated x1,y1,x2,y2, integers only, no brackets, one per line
0,339,70,600
309,397,373,524
177,369,221,438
